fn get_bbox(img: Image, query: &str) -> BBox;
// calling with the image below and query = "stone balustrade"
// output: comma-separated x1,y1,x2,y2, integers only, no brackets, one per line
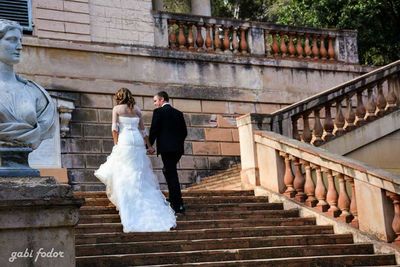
263,60,400,144
241,128,400,243
153,11,359,64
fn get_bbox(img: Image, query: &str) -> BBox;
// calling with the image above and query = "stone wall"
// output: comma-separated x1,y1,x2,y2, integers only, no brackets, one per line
32,0,155,45
16,37,372,190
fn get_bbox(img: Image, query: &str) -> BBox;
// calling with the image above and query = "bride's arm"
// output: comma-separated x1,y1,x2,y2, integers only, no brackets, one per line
135,106,154,153
112,106,119,145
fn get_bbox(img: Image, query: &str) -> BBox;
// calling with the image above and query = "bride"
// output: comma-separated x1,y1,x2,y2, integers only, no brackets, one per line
94,88,176,232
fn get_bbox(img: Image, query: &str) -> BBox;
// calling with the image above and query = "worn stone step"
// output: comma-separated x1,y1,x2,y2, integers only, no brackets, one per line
76,243,374,266
74,190,254,198
76,233,354,256
148,254,397,267
75,225,335,244
78,209,299,223
82,196,269,206
189,176,240,189
79,202,283,215
76,217,316,233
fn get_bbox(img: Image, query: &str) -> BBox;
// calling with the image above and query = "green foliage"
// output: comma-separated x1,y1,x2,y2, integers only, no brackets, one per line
211,0,400,65
163,0,191,14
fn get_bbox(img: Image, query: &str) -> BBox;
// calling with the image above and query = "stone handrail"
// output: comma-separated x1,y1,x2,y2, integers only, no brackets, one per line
153,11,359,64
240,60,400,146
244,128,400,243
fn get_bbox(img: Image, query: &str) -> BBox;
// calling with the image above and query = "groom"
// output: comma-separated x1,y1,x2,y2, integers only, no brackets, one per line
149,91,187,214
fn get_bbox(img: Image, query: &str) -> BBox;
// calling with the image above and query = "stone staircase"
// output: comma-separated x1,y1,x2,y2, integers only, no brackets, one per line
74,185,398,266
186,165,242,191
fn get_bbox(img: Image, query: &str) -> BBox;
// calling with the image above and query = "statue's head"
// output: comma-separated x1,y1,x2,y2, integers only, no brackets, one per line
0,19,23,65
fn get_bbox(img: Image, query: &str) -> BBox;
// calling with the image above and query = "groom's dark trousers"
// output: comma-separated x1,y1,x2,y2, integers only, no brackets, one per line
149,104,187,211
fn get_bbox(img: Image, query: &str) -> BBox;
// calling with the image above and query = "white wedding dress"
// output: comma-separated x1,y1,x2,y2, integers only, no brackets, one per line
94,116,177,232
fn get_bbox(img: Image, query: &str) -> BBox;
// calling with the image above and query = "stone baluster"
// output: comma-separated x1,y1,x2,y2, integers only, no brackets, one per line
187,23,195,51
328,35,335,60
386,76,399,111
311,108,323,146
301,112,312,143
288,32,296,57
205,24,213,52
333,99,345,136
223,26,231,53
195,23,204,51
326,169,340,217
178,22,187,49
355,90,366,126
271,31,279,57
365,86,377,121
296,33,304,59
344,95,356,131
293,157,306,202
337,173,352,223
375,81,387,116
292,117,301,141
302,161,317,207
279,32,287,57
386,192,400,244
319,35,327,60
214,25,222,52
312,34,319,60
168,20,177,49
239,26,248,54
346,176,358,228
281,153,296,198
304,33,312,58
232,27,239,54
264,30,272,57
323,103,334,141
314,166,329,211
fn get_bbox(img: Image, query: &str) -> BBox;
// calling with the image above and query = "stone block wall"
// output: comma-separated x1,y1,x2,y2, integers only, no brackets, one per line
58,92,272,190
32,0,155,45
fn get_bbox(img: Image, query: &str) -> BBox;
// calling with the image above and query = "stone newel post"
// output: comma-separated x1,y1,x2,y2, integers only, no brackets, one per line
0,177,83,267
191,0,211,16
236,113,271,189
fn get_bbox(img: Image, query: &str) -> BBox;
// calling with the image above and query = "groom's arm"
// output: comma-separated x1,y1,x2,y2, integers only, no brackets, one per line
149,109,161,146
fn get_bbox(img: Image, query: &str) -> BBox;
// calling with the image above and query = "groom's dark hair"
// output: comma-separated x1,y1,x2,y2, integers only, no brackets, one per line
157,91,169,102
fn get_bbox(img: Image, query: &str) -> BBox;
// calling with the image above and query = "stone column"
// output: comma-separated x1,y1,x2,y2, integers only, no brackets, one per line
152,0,164,11
236,113,271,189
354,179,395,242
191,0,211,16
0,177,83,266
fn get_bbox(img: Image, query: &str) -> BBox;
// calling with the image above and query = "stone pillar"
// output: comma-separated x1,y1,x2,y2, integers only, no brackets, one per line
152,0,164,11
335,30,359,64
248,27,265,55
236,113,271,189
0,177,83,267
191,0,211,16
354,179,395,242
153,13,169,47
256,141,285,193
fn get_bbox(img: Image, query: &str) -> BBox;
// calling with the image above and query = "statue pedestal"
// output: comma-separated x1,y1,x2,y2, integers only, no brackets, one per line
0,176,83,267
0,147,40,177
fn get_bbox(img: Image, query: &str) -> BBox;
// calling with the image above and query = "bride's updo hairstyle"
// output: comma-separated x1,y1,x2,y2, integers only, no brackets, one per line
114,87,136,109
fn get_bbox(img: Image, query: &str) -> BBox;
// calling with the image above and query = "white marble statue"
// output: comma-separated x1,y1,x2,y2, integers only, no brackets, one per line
0,19,56,149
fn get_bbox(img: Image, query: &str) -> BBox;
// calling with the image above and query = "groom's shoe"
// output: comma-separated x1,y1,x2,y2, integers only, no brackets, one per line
174,204,185,214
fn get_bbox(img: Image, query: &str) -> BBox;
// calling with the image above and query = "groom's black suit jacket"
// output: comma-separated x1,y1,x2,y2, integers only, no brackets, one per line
149,104,187,155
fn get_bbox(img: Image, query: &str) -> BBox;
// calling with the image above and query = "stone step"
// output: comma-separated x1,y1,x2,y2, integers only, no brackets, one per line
78,209,299,223
75,243,374,266
82,196,269,206
75,225,335,244
76,233,354,256
79,202,283,215
76,217,316,233
148,254,397,267
189,176,240,189
74,190,255,199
